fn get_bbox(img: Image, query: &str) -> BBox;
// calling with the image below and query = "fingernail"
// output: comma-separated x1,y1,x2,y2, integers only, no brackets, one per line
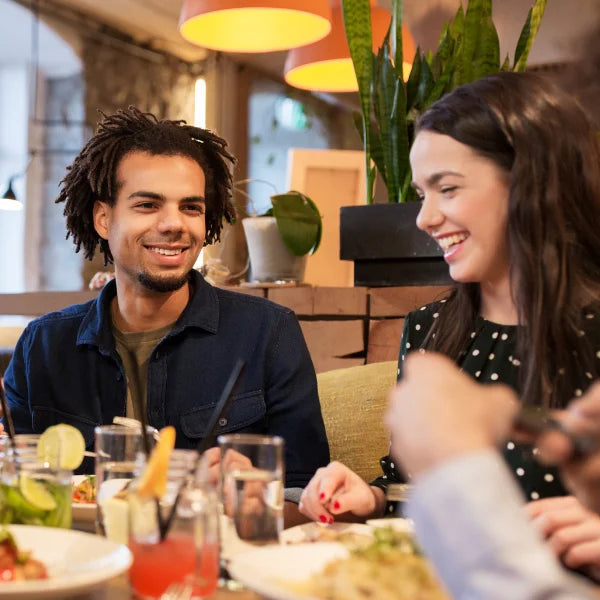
333,501,340,510
319,515,327,523
319,493,325,500
328,517,334,524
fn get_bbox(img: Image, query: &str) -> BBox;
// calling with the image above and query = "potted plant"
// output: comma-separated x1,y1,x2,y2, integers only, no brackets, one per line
339,0,547,286
240,186,322,283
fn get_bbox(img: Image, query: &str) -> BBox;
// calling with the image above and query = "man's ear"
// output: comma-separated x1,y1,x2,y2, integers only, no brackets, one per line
93,200,110,240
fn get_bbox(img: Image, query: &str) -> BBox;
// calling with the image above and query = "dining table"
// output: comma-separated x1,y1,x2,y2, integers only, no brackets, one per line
74,575,263,599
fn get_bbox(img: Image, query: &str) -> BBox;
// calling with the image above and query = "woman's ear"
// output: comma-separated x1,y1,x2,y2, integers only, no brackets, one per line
93,200,110,240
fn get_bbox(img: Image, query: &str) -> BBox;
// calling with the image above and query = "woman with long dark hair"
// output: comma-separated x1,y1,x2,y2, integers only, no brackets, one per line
300,70,600,570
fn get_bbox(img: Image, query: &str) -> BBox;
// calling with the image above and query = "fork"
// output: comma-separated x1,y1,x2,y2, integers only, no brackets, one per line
160,582,194,600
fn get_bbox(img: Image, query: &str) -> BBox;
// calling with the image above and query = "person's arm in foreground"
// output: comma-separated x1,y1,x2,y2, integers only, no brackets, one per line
387,352,596,600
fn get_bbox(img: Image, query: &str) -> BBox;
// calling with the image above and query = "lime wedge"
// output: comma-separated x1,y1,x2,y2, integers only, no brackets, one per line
37,424,85,470
19,475,57,511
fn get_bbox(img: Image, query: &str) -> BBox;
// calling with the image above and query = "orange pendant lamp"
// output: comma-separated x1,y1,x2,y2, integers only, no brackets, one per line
179,0,332,53
284,1,415,93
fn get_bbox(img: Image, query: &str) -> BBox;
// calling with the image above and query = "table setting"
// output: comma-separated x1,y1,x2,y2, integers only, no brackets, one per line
0,360,443,600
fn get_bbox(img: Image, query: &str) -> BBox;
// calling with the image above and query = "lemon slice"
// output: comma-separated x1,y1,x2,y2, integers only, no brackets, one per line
19,475,57,511
37,424,86,470
135,426,176,499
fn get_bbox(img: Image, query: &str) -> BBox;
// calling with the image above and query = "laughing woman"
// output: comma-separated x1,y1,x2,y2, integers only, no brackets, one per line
300,71,600,572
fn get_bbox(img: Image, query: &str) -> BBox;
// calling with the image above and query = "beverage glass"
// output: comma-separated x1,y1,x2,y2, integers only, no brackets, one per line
218,434,284,545
128,451,220,599
0,434,72,528
94,425,154,539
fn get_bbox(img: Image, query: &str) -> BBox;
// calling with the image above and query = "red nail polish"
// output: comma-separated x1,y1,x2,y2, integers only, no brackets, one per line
319,493,325,500
319,515,327,523
333,501,340,510
328,517,334,524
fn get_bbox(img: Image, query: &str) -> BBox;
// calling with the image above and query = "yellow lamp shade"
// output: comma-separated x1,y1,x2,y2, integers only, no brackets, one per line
284,4,415,93
179,0,332,53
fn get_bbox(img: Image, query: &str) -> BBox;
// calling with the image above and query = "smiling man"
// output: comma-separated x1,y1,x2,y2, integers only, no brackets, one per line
3,108,329,521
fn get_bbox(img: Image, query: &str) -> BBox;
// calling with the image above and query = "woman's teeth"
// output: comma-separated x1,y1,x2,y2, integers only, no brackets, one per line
438,233,467,252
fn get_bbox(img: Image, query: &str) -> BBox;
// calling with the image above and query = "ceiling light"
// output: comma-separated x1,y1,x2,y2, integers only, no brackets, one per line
284,2,415,93
179,0,332,53
0,179,24,211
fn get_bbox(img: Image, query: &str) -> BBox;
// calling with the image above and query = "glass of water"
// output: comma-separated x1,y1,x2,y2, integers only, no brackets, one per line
218,434,284,546
94,424,154,540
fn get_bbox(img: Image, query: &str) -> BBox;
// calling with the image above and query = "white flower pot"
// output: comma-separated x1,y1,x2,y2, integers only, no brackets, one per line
242,217,307,283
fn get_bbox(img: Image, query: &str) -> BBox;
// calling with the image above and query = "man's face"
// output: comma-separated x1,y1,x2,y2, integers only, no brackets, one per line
93,151,206,294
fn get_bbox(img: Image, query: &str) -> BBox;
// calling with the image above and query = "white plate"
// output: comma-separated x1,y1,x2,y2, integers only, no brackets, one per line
0,525,131,599
280,521,373,544
366,517,414,533
228,542,348,600
71,475,96,524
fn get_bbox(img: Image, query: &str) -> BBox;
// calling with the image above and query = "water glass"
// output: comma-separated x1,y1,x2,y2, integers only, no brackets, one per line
94,425,154,539
218,434,284,546
0,434,72,528
128,451,220,599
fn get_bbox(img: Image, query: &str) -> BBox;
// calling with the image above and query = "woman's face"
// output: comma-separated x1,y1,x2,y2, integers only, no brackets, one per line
410,131,511,287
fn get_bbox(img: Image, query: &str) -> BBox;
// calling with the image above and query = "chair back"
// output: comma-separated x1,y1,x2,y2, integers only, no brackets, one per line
317,360,397,482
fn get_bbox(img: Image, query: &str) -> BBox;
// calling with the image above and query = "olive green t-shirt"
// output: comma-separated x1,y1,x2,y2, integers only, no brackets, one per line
112,322,175,420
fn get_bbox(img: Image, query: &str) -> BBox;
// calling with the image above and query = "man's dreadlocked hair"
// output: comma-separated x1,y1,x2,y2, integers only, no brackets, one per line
56,106,236,264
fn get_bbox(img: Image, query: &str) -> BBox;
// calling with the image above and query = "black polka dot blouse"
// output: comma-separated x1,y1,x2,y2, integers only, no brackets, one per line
375,300,600,503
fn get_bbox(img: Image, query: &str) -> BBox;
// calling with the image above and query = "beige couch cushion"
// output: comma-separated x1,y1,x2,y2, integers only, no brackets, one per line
317,360,397,483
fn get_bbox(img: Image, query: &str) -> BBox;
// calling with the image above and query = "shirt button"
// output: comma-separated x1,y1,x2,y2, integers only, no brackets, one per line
218,418,228,427
116,373,122,381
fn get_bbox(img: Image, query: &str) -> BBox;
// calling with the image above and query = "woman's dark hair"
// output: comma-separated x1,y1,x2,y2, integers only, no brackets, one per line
56,106,236,264
416,71,600,408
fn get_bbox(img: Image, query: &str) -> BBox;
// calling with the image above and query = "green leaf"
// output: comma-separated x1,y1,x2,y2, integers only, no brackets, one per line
415,58,434,109
391,0,404,80
270,192,322,255
514,0,547,71
449,4,465,42
342,0,374,203
373,31,399,201
455,0,500,85
501,54,511,71
406,49,422,113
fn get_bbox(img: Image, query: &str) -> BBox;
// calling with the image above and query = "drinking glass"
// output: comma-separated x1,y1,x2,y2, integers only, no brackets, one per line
94,425,154,540
0,434,72,528
128,451,220,599
218,434,284,546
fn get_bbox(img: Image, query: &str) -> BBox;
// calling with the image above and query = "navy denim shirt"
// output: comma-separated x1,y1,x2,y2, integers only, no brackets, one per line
3,271,329,486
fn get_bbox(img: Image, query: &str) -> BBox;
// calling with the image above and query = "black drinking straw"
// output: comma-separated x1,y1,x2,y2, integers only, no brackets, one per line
160,358,246,540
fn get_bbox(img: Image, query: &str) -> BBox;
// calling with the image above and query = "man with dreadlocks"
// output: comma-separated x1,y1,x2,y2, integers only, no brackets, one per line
2,107,329,524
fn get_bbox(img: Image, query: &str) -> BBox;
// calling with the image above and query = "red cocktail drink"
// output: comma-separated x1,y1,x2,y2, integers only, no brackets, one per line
129,534,219,598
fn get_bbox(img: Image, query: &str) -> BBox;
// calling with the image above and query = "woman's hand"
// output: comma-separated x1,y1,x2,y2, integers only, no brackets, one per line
527,495,600,571
299,461,385,523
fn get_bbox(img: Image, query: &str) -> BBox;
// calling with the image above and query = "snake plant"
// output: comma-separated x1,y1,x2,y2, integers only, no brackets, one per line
342,0,547,204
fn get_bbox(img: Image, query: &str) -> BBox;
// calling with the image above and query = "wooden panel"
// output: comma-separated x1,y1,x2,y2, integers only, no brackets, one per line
268,286,314,315
313,287,367,315
0,291,99,316
300,320,364,373
220,285,265,298
369,286,451,317
287,149,365,287
367,318,404,364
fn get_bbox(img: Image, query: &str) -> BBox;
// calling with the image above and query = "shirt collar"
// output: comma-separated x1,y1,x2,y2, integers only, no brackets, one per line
77,270,219,351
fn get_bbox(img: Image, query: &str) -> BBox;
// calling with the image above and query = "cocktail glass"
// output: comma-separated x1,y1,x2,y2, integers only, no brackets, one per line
128,451,220,599
0,434,72,528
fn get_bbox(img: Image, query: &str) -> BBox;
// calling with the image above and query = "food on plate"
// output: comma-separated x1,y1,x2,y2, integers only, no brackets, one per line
0,527,47,581
37,424,86,470
285,524,373,548
292,527,448,600
72,475,97,504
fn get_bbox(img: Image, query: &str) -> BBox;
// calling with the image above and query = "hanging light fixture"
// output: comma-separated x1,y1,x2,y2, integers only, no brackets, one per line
284,0,415,93
178,0,332,53
0,177,24,211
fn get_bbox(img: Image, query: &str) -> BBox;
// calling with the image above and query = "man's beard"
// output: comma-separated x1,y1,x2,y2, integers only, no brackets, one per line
137,270,190,293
